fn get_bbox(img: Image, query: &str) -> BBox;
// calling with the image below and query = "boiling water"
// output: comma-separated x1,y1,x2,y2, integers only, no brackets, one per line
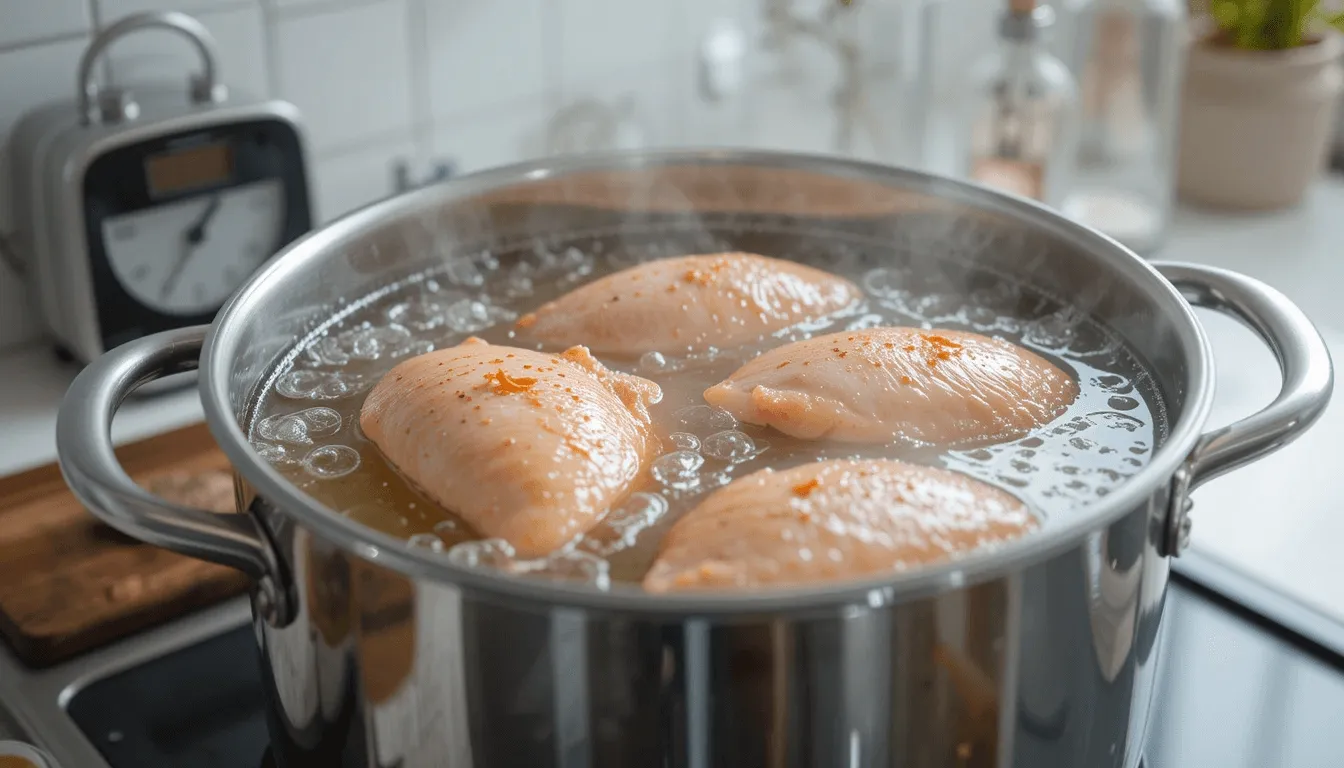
249,228,1162,589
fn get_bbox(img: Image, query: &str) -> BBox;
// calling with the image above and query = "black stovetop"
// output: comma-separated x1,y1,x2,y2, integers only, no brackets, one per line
61,569,1344,768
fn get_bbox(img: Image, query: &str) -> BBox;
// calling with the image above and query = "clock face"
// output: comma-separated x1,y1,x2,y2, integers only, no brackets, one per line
102,178,284,316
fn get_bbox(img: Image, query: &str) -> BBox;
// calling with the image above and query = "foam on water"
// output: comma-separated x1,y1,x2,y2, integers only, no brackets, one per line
249,227,1164,589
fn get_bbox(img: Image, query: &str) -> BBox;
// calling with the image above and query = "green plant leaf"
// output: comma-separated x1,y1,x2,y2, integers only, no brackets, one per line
1326,10,1344,34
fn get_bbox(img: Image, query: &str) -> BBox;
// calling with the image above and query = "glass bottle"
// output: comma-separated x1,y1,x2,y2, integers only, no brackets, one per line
1056,0,1186,254
957,0,1079,208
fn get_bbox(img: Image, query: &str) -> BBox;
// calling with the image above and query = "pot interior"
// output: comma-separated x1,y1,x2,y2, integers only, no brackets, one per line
204,151,1206,605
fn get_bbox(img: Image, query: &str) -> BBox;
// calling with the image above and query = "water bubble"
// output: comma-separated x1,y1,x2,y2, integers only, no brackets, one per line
1009,459,1035,474
446,538,516,568
476,250,500,273
408,533,445,553
352,325,415,360
257,413,309,444
910,293,962,321
1050,415,1094,437
846,313,888,331
996,474,1030,488
443,299,516,333
386,298,460,331
310,324,424,365
559,247,595,280
639,351,669,374
1108,395,1139,411
963,305,1001,330
1025,311,1079,350
583,492,669,556
862,268,908,298
673,405,737,435
276,369,325,399
701,430,761,463
444,257,485,287
527,549,610,589
302,445,360,479
1094,374,1132,394
668,432,700,451
1069,437,1096,451
433,519,459,535
501,266,535,298
1019,436,1044,448
278,371,371,401
1091,412,1145,432
252,441,297,465
652,450,705,490
298,407,342,437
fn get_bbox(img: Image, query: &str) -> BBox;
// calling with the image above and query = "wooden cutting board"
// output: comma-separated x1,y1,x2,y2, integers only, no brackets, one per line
0,423,251,668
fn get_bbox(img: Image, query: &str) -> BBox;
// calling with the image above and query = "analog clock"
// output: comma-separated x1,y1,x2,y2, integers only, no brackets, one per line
103,179,284,316
6,11,313,365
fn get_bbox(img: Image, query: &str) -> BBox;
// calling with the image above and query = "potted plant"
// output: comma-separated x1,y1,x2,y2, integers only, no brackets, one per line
1177,0,1344,209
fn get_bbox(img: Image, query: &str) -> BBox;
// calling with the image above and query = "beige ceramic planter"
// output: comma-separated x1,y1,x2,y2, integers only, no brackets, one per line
1177,31,1344,210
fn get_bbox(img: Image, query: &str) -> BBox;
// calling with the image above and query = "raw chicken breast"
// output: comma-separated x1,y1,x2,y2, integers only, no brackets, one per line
360,337,661,557
515,252,861,356
643,459,1034,592
704,327,1077,445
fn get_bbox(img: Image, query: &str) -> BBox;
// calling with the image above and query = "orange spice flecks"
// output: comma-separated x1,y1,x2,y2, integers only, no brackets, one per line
922,334,963,349
683,268,714,286
792,478,820,498
483,368,538,394
776,361,790,369
516,313,537,329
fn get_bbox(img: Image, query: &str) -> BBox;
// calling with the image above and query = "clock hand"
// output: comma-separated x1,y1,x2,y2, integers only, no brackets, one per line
186,194,222,245
161,194,221,301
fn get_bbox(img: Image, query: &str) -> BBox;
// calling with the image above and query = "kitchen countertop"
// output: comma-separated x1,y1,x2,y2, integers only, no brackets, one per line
0,175,1341,626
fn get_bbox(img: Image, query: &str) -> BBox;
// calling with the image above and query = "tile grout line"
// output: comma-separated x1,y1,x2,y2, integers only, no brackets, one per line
271,0,386,22
0,30,87,57
405,0,434,165
543,0,564,115
261,0,284,99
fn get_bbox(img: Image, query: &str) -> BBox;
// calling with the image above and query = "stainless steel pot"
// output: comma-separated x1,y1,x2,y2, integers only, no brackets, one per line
56,150,1332,768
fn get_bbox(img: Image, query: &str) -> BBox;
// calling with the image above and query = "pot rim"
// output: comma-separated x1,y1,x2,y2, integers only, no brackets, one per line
200,148,1214,615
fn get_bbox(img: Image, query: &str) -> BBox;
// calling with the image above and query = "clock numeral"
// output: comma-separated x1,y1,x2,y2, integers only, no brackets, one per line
111,222,137,241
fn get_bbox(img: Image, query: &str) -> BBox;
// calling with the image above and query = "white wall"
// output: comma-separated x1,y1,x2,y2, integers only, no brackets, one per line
0,0,997,354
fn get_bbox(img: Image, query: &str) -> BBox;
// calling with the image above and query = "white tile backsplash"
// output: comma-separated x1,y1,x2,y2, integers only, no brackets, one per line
273,0,414,153
0,0,985,354
423,0,549,120
311,138,417,224
103,3,271,101
556,0,678,91
431,103,551,176
97,0,253,18
0,0,91,48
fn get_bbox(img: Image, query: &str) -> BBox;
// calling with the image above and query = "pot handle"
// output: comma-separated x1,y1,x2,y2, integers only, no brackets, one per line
1152,262,1334,555
56,326,290,621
